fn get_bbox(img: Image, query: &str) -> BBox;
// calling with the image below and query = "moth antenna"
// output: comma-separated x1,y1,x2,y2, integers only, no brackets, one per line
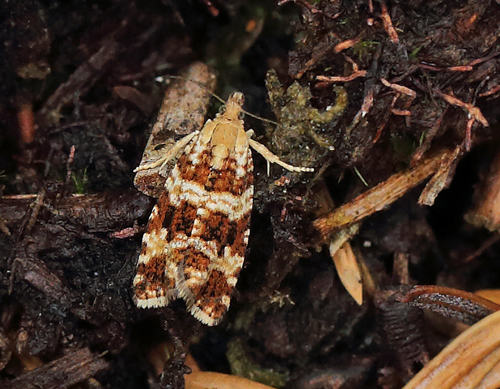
163,75,279,126
243,111,279,126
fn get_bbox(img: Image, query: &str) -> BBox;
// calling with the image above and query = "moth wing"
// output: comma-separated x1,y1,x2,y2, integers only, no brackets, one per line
187,206,252,326
172,144,253,325
133,193,179,308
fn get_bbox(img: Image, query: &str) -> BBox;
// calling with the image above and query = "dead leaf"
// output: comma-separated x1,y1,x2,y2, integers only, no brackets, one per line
185,371,276,389
403,309,500,389
475,290,500,306
330,242,363,305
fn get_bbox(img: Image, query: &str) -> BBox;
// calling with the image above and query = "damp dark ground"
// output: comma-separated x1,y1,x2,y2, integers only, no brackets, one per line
1,1,500,388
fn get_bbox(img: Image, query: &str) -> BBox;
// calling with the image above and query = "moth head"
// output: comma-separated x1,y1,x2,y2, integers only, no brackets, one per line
221,92,245,121
227,92,244,107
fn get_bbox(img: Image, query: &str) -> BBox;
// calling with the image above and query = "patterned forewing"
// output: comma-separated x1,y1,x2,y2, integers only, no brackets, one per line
133,193,179,308
168,135,254,325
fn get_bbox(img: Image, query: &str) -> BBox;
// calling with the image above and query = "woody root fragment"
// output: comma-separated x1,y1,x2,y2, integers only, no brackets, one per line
314,148,459,242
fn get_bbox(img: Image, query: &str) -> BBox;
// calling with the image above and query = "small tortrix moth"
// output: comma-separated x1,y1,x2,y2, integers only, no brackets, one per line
133,64,313,326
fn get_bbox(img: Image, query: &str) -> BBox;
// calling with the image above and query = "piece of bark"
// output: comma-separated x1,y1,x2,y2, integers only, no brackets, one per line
0,190,152,234
36,32,120,128
375,289,429,382
418,145,462,206
12,243,73,308
3,348,109,389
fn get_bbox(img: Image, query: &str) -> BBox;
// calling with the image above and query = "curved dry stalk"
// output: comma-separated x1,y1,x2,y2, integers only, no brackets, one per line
185,371,276,389
403,309,500,389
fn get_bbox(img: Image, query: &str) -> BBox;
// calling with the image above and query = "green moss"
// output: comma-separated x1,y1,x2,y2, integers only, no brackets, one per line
353,39,379,62
409,46,422,60
71,168,88,194
266,69,348,154
227,338,288,388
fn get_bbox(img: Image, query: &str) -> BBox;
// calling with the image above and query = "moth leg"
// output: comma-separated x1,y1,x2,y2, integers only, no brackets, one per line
247,134,314,173
134,131,200,172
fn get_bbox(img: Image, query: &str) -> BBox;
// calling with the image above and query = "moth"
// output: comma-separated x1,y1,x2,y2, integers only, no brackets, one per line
133,71,313,326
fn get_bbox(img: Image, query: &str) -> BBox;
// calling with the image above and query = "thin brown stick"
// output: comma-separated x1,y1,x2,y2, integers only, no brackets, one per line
479,84,500,97
313,148,454,240
380,1,399,43
419,63,473,72
316,71,367,84
334,37,361,53
6,348,109,389
434,89,489,127
373,94,398,143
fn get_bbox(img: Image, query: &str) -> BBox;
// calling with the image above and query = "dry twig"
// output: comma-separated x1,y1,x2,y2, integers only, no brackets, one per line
314,148,454,241
379,1,399,43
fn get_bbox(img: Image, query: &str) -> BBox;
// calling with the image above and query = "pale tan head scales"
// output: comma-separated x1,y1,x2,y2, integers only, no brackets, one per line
222,92,245,121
